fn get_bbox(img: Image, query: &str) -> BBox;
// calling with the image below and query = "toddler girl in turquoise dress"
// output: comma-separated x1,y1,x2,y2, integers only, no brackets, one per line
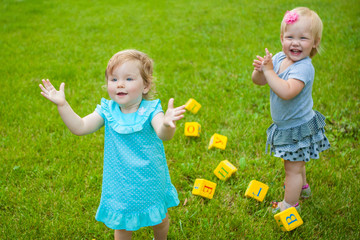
39,49,185,240
251,7,330,213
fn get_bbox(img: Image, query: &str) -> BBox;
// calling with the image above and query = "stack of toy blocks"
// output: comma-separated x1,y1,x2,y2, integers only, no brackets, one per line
244,180,269,202
274,207,303,231
192,179,217,199
214,160,237,181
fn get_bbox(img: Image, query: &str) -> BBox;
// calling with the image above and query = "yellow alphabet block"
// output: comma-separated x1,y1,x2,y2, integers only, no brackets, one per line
208,133,227,150
184,122,201,137
214,160,237,181
192,179,217,199
274,207,303,231
244,180,269,202
185,98,201,114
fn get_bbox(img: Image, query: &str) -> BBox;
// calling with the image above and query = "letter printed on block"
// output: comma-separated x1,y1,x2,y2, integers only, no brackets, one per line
274,207,303,231
214,160,238,181
192,179,217,199
244,180,269,202
208,133,228,150
184,122,201,137
185,98,201,114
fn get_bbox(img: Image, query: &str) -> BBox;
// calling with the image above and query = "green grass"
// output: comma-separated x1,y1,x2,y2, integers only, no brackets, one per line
1,0,359,239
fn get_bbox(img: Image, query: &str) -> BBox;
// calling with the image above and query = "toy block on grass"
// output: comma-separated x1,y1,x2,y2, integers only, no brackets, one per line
208,133,227,150
214,160,237,181
192,179,217,199
274,207,303,231
244,180,269,202
185,98,201,114
184,122,201,137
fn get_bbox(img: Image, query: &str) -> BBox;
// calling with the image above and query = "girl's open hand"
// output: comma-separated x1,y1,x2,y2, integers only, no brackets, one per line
39,79,66,106
163,98,186,128
253,55,264,72
261,48,273,71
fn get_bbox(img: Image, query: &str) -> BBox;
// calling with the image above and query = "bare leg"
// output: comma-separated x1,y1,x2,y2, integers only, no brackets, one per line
114,230,132,240
302,164,307,186
282,160,305,210
152,213,169,240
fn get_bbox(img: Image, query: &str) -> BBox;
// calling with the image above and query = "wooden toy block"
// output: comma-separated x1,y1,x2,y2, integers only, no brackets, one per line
214,160,237,181
208,133,227,150
185,98,201,114
244,180,269,202
184,122,201,137
274,207,303,231
192,179,217,199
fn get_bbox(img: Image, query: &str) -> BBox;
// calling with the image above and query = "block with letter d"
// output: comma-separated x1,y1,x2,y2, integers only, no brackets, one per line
185,98,201,114
214,160,237,181
184,122,201,137
208,133,227,150
244,180,269,202
274,207,303,231
192,179,217,199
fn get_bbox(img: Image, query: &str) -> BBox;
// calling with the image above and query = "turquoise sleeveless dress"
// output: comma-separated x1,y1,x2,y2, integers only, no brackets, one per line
94,98,179,231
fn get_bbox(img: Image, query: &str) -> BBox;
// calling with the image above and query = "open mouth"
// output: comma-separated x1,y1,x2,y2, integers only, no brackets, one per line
117,92,128,96
290,49,302,55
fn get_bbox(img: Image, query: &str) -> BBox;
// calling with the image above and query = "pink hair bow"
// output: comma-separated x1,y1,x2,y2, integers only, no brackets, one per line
284,11,298,24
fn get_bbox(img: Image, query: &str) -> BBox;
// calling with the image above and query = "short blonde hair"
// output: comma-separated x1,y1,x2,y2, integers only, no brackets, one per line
281,7,323,58
105,49,155,99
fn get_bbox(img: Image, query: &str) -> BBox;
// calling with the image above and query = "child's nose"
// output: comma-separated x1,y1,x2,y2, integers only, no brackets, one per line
292,39,300,45
117,80,125,88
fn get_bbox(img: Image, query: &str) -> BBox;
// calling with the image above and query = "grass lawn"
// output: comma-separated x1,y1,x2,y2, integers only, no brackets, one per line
1,0,359,239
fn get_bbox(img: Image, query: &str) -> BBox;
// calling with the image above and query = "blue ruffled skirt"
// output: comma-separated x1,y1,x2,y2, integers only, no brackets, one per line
266,111,330,162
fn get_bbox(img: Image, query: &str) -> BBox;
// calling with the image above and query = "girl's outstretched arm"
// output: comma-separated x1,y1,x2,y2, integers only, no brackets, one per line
39,79,104,136
151,98,186,141
261,49,305,100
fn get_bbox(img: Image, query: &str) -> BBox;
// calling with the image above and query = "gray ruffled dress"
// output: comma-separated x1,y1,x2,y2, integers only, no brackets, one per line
266,52,330,162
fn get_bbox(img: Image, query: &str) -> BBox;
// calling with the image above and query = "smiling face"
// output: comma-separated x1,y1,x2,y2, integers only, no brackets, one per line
281,17,318,63
107,60,149,113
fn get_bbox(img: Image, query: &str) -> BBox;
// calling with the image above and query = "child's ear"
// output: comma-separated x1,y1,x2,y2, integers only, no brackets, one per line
280,34,284,44
143,83,150,94
314,37,321,48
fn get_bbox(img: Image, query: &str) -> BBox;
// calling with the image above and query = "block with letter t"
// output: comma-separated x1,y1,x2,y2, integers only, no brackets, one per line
192,179,217,199
244,180,269,202
274,207,303,231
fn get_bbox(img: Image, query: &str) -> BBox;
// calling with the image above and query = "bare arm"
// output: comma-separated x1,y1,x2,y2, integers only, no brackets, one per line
151,98,185,141
252,55,268,85
261,49,305,100
39,79,104,136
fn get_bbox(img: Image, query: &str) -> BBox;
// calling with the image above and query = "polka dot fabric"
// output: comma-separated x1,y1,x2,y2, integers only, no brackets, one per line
94,98,179,231
266,111,330,162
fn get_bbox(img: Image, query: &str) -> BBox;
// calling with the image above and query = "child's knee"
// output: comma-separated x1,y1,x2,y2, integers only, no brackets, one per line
153,213,169,230
114,229,132,240
284,160,305,174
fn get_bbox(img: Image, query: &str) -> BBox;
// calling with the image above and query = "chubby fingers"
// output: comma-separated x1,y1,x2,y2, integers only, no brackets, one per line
167,98,175,110
265,48,273,58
